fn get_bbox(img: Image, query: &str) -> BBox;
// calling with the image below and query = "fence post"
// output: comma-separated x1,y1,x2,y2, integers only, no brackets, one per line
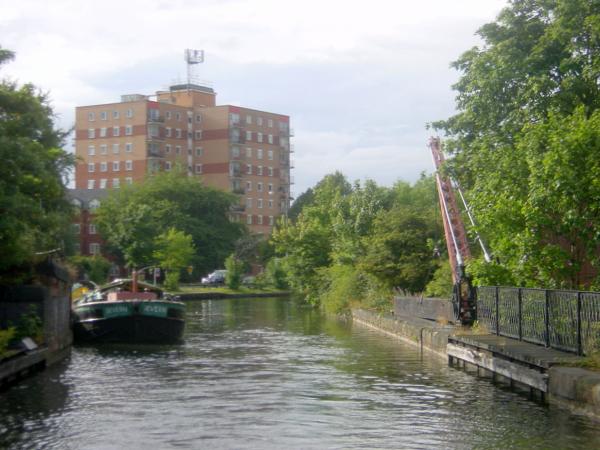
545,289,550,348
495,286,500,336
577,291,582,356
518,288,523,341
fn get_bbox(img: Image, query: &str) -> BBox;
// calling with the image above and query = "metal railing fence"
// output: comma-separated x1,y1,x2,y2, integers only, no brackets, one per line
476,286,600,355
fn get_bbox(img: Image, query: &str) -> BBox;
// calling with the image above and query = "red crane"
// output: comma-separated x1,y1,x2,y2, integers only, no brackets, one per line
429,137,479,324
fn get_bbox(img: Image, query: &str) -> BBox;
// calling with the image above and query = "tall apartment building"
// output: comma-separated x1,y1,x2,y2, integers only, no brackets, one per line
74,84,293,235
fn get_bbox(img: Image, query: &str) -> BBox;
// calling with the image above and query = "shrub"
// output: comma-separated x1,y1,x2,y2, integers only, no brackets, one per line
225,254,245,290
0,327,16,358
164,271,180,291
14,305,44,344
265,258,289,290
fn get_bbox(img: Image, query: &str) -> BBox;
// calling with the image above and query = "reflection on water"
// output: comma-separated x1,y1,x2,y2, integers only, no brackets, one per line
1,297,600,449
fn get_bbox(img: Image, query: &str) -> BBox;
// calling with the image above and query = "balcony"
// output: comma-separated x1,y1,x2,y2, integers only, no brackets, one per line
147,114,165,123
231,204,245,212
229,120,244,128
147,143,164,158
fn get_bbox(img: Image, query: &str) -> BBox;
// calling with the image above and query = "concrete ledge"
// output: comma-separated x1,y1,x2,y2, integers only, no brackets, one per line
549,367,600,419
351,309,454,358
0,348,47,388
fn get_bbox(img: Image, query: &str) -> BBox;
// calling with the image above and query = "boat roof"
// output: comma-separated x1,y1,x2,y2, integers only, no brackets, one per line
99,278,164,294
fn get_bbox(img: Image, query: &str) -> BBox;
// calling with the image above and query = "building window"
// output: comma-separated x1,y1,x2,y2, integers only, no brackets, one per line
88,128,95,139
246,181,252,192
125,125,133,135
88,145,95,156
100,111,108,121
176,129,182,138
100,127,107,138
125,160,132,171
87,179,95,189
166,127,172,137
165,161,172,171
257,149,263,160
268,135,274,144
73,223,81,234
112,178,120,188
195,163,202,174
195,130,202,140
88,112,95,121
195,147,203,157
165,144,171,154
90,243,101,255
88,163,95,173
268,150,274,160
246,164,252,175
100,144,107,155
269,216,274,226
100,162,107,172
113,126,120,137
257,182,263,192
268,199,273,209
268,167,274,177
196,114,202,123
175,112,181,121
268,183,273,193
113,110,120,119
89,224,97,235
257,166,263,176
112,143,120,154
246,115,252,125
125,177,133,185
268,118,273,128
175,146,181,155
246,214,253,225
126,142,133,153
257,215,263,225
245,130,252,141
100,178,107,189
257,117,263,126
165,111,171,120
113,161,120,171
257,199,263,209
257,132,263,143
126,108,133,118
89,199,101,210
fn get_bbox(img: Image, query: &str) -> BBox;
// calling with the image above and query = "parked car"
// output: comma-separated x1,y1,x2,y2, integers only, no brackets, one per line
201,270,227,286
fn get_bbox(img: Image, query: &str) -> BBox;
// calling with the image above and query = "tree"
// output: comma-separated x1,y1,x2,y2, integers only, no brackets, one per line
224,254,245,289
153,228,195,290
95,170,244,274
68,255,113,284
433,0,600,288
0,46,74,283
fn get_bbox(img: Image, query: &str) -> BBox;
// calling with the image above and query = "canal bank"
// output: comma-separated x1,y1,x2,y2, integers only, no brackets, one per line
176,291,290,301
351,304,600,421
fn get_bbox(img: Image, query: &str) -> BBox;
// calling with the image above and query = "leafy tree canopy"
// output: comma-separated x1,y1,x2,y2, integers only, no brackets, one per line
433,0,600,288
0,46,74,282
95,170,244,274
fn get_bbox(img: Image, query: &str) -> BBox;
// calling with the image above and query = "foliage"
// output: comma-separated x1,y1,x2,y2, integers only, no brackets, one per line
467,258,516,287
68,255,112,284
0,327,15,358
361,206,438,294
433,1,600,288
224,254,245,290
424,261,454,298
95,170,244,273
264,258,289,290
164,272,181,292
0,46,75,283
288,187,314,222
270,172,443,311
318,265,364,314
14,305,43,344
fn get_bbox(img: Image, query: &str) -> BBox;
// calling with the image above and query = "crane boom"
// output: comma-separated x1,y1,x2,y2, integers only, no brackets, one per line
429,137,476,324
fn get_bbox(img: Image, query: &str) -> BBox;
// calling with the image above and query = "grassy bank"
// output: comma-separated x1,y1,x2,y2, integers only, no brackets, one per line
173,285,288,296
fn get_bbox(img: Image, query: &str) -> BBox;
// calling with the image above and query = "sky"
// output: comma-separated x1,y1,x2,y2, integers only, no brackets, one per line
1,0,507,197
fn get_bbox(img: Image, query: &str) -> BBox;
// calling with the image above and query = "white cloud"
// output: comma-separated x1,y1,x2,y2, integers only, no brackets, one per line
1,0,507,191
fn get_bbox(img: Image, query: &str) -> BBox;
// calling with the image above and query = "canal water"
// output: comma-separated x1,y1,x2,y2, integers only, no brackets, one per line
1,297,600,449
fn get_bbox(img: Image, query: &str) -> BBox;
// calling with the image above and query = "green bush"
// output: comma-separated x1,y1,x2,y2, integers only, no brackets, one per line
68,255,112,284
14,305,43,344
225,254,245,290
319,265,364,314
0,327,16,357
424,261,454,298
164,271,180,291
265,258,289,290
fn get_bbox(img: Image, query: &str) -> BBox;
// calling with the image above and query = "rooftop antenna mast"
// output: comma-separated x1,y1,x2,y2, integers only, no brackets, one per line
184,49,204,93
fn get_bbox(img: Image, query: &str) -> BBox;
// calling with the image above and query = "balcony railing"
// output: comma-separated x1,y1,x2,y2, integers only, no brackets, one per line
147,114,165,123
